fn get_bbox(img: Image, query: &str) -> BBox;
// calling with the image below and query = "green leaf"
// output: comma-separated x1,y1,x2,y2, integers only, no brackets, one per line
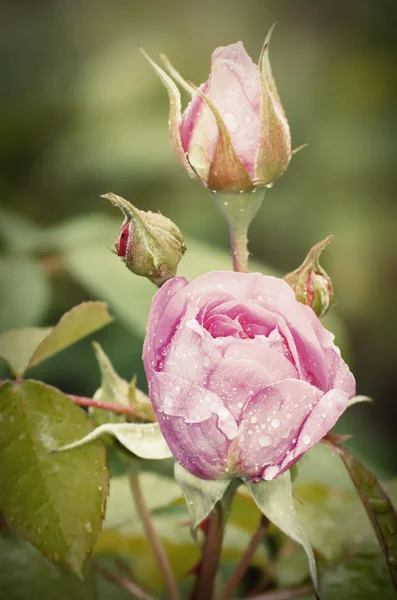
0,302,113,377
28,301,113,371
0,380,109,576
91,342,155,425
90,342,130,426
174,463,231,529
324,438,397,589
0,327,51,378
56,422,173,460
247,471,318,592
92,342,130,407
0,257,52,332
321,554,397,600
0,535,97,600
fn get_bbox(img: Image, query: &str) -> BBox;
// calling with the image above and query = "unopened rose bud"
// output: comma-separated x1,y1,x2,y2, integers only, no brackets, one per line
284,235,334,318
103,193,186,287
141,25,297,194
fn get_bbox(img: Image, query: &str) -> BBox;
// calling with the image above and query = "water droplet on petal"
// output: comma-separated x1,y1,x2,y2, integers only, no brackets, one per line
271,418,280,429
223,111,239,133
258,433,273,447
84,521,93,533
303,435,311,445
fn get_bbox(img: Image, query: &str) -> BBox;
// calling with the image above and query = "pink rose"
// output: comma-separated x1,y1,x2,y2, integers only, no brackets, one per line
142,32,292,192
143,272,355,481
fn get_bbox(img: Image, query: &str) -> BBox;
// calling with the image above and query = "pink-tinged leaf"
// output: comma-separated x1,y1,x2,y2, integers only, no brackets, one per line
139,48,200,182
255,25,292,186
189,83,253,193
324,434,397,590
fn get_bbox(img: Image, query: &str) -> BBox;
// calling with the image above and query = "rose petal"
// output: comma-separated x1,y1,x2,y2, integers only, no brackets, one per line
233,379,324,479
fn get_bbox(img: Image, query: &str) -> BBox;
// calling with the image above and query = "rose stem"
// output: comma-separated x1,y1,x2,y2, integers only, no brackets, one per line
229,220,250,272
128,469,181,600
93,561,154,600
221,515,269,600
190,501,226,600
68,394,140,417
0,380,141,418
212,190,265,273
248,583,315,600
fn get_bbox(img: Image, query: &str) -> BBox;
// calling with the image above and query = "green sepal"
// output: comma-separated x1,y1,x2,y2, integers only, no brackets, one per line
247,470,318,593
174,463,233,530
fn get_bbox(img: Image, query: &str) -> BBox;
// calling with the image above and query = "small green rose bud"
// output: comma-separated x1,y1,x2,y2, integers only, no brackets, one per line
103,193,186,287
284,235,334,318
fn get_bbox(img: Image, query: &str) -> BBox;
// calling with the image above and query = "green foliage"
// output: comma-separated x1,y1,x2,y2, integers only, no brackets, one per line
0,302,113,377
321,554,397,600
0,535,97,600
174,462,232,530
56,421,173,460
0,380,109,576
327,439,397,587
247,471,318,592
0,257,52,332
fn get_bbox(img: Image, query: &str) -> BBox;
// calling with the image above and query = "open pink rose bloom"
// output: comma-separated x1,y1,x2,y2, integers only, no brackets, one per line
143,272,355,481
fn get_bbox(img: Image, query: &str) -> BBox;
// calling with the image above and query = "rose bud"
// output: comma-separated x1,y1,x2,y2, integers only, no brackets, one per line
104,193,186,287
284,235,334,318
141,26,295,193
143,272,355,482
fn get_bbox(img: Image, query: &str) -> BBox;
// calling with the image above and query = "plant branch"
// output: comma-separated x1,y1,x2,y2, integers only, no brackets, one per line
0,380,141,418
190,502,226,600
93,561,154,600
212,190,265,273
221,515,269,600
249,583,315,600
68,394,139,417
128,469,181,600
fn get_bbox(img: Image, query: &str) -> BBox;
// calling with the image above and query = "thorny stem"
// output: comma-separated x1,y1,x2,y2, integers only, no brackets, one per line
93,562,154,600
212,190,265,273
221,515,269,600
249,583,315,600
128,469,181,600
190,501,226,600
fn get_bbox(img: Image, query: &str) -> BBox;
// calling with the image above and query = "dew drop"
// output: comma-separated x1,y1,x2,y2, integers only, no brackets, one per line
84,521,93,533
303,435,311,445
250,415,258,424
368,497,390,514
223,111,239,133
258,433,273,447
271,418,280,429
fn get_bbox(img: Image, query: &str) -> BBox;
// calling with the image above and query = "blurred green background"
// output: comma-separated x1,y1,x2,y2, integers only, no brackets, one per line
0,0,396,473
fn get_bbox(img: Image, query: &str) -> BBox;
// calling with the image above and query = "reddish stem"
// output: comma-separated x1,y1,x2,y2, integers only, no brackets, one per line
0,380,140,418
68,394,137,417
